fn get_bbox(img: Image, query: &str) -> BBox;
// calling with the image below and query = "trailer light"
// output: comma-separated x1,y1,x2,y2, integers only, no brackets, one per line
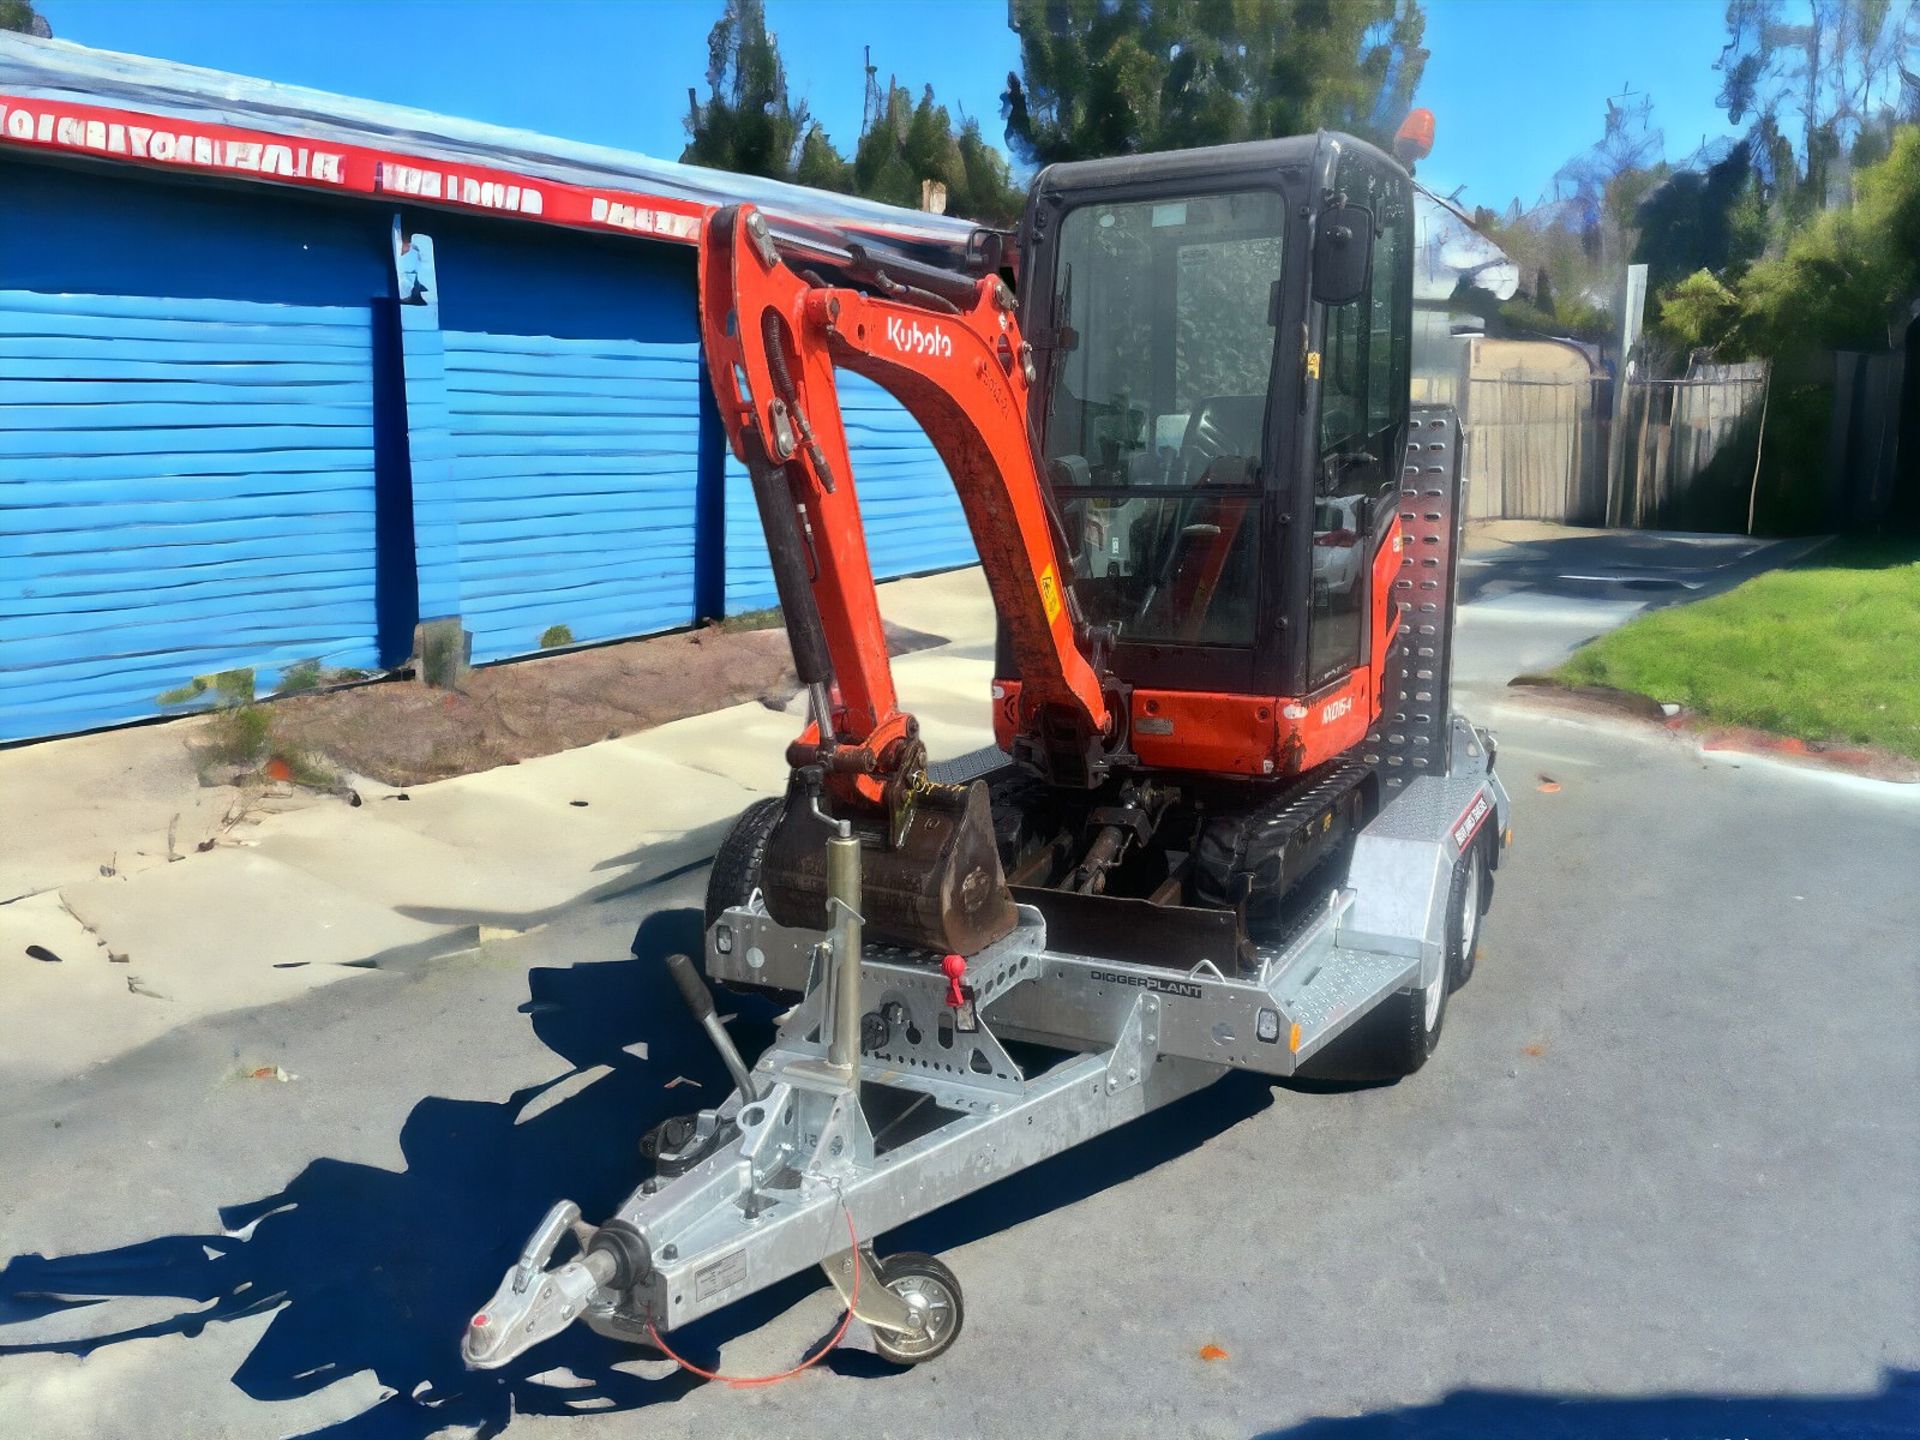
1256,1008,1280,1044
714,924,734,955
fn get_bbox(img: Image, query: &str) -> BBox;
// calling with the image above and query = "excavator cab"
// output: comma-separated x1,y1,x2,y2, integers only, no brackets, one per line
1011,133,1414,740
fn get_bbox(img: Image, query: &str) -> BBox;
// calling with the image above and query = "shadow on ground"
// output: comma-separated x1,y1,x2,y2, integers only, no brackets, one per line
0,907,1272,1438
1259,1368,1920,1439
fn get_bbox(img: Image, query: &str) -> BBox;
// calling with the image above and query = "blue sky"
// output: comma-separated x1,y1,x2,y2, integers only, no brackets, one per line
37,0,1745,213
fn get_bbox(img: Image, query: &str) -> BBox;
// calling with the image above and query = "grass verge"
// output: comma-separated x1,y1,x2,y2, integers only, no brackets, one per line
1551,540,1920,759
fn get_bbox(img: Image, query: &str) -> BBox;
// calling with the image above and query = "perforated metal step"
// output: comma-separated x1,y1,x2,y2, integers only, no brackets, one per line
1277,945,1420,1060
1362,406,1465,791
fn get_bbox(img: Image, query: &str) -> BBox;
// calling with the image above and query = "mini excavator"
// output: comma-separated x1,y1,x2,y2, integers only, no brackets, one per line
466,119,1511,1375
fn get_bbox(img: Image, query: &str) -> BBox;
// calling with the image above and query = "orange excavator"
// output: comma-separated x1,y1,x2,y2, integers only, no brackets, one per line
702,125,1443,966
465,121,1510,1377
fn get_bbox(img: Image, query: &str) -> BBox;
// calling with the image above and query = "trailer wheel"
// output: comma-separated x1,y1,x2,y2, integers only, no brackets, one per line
1305,844,1477,1080
869,1253,964,1365
704,797,782,925
1449,832,1491,992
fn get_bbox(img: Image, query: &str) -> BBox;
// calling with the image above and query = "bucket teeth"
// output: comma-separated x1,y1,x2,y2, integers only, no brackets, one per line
760,779,1017,956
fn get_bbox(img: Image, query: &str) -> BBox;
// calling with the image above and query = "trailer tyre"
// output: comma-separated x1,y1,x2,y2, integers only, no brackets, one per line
869,1253,964,1365
1448,832,1492,992
704,797,783,925
1305,844,1477,1080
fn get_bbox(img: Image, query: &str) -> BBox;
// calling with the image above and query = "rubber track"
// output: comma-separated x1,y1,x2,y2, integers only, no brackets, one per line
1197,756,1376,903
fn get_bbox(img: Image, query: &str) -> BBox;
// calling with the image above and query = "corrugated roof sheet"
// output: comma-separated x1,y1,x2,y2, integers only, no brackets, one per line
0,32,980,255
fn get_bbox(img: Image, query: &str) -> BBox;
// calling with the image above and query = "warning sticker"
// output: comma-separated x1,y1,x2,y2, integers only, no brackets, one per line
694,1248,749,1302
1039,564,1062,623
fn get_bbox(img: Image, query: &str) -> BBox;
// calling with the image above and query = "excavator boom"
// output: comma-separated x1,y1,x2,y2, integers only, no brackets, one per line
697,205,1123,954
700,206,1113,786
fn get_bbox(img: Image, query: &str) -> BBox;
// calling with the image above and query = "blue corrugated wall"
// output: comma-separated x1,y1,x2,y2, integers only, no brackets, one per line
439,333,703,660
412,210,713,664
0,291,384,738
1,158,979,743
0,158,404,741
724,371,977,613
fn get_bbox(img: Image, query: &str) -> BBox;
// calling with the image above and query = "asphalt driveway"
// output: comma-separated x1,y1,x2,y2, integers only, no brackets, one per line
1,532,1914,1439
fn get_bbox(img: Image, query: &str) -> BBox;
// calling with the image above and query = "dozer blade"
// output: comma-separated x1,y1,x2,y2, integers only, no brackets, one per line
760,779,1018,956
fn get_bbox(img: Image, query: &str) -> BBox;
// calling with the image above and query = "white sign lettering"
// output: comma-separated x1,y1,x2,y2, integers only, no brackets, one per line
884,316,953,358
0,102,346,185
589,195,701,239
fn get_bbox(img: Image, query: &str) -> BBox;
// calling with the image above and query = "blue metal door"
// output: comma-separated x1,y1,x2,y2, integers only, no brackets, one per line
724,371,976,613
0,291,382,740
439,331,703,662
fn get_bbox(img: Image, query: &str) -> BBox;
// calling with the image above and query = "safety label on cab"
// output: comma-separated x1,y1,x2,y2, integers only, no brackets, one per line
1039,564,1062,623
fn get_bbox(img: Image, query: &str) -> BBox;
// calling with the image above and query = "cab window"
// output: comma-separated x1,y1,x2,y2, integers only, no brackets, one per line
1041,190,1286,649
1308,153,1410,689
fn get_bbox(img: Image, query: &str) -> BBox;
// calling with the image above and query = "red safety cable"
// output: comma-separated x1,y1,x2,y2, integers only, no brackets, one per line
643,1205,861,1388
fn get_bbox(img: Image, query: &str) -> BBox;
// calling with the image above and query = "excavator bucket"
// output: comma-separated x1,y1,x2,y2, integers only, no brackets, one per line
758,779,1018,956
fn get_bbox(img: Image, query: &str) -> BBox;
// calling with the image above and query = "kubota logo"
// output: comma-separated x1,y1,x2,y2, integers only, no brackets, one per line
886,316,953,358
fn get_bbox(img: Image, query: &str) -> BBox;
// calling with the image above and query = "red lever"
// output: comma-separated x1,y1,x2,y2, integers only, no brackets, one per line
941,953,968,1009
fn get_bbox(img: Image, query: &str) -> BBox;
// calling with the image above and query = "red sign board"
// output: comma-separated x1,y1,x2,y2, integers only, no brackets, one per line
0,91,709,244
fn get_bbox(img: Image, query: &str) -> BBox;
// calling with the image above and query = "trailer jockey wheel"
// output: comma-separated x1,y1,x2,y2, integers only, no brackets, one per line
868,1253,964,1365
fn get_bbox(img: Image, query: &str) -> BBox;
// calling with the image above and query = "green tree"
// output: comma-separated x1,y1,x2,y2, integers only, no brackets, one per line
682,0,1022,224
1652,125,1920,360
1633,139,1771,295
682,0,842,185
0,1,52,36
1001,0,1428,166
1715,0,1920,214
1655,268,1744,351
1731,122,1920,357
853,80,1024,224
795,126,853,194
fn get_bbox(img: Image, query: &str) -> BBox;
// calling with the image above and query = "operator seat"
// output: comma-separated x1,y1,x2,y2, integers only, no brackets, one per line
1177,394,1267,486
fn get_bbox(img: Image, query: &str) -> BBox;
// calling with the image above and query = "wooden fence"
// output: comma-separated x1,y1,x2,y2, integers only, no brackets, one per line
1614,365,1769,530
1463,372,1607,523
1458,361,1769,530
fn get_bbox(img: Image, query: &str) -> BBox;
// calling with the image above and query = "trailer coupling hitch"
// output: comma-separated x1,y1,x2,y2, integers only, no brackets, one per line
462,1200,649,1370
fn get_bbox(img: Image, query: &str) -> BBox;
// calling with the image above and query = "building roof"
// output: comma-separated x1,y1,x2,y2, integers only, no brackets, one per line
0,32,979,260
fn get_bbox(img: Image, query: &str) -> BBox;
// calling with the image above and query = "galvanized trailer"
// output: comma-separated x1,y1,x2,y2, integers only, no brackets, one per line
462,409,1510,1374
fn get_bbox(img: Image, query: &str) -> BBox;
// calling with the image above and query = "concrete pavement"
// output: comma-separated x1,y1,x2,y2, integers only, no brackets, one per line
2,530,1915,1438
0,568,999,1083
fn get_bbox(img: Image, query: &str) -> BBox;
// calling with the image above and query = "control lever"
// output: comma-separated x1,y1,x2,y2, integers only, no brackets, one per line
666,953,761,1100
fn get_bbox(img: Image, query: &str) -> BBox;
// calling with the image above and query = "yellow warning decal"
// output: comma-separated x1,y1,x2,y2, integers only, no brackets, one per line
1306,350,1322,380
1039,564,1062,623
